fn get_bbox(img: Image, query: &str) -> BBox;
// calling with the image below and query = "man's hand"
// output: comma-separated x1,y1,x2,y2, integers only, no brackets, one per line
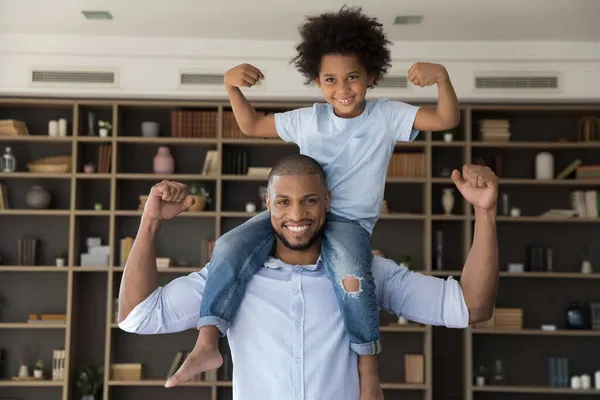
451,165,498,211
224,63,264,90
143,180,195,221
408,62,449,87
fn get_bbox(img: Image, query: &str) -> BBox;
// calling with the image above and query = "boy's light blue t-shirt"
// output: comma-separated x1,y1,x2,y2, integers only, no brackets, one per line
274,97,420,234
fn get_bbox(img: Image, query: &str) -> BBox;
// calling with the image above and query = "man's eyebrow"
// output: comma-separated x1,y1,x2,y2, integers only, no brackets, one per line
303,193,320,198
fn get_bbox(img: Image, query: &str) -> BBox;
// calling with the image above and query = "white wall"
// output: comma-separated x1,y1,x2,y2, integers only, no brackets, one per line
1,33,600,101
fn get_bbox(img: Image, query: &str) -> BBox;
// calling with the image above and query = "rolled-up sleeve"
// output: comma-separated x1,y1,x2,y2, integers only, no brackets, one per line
118,269,208,334
372,256,469,328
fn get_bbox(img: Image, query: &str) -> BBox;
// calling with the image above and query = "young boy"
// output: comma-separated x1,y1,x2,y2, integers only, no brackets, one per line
166,6,460,398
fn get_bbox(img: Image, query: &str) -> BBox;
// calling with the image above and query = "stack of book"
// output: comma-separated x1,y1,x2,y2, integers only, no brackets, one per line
404,354,424,384
387,153,426,177
478,119,511,142
494,308,523,330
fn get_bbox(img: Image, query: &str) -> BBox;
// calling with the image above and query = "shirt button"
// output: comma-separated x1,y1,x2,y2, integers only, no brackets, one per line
296,321,301,327
296,358,301,363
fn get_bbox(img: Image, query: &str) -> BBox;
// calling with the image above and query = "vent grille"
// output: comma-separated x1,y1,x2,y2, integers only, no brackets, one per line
379,76,408,89
31,70,116,84
475,76,559,90
180,73,224,86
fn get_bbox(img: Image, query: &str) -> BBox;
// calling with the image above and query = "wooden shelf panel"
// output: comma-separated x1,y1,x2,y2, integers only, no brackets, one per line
380,383,428,390
385,177,427,183
0,322,66,329
0,379,65,387
471,141,600,149
0,210,70,216
108,380,231,387
430,270,600,279
0,136,72,143
113,210,217,217
380,213,426,220
473,385,600,394
380,325,428,333
0,172,71,179
117,137,217,144
499,178,600,186
115,173,217,180
221,138,290,145
495,216,599,223
0,266,69,272
472,328,600,336
75,173,112,179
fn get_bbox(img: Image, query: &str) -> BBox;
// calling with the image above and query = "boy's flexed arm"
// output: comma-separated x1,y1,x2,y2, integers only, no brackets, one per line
408,62,461,132
225,64,278,138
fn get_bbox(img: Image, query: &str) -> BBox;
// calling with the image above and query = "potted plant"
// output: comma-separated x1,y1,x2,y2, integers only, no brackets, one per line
55,252,66,267
188,183,212,212
76,365,103,400
33,359,43,378
98,121,112,138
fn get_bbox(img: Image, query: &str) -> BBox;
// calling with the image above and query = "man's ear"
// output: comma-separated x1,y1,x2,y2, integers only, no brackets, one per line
265,191,271,212
325,190,331,211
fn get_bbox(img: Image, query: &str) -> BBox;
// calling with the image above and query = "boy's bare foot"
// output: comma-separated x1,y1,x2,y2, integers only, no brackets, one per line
164,326,223,388
164,345,223,388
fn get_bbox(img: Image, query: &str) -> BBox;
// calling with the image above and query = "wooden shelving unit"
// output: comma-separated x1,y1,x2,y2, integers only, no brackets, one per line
0,97,599,400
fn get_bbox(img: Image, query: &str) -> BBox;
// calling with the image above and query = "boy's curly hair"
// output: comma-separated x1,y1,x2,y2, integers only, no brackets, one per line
291,6,392,88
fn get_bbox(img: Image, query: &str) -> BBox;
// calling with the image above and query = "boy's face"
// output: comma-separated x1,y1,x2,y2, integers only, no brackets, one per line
315,54,374,118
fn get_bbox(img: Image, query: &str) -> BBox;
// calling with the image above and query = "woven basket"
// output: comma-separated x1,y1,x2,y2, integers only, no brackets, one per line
27,155,72,173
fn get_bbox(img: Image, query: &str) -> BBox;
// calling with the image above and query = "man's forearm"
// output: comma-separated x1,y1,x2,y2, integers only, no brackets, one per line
435,72,461,129
226,85,261,135
117,217,160,323
460,208,499,323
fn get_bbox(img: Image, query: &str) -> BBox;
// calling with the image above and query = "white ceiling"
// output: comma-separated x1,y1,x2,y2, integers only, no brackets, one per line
0,0,599,42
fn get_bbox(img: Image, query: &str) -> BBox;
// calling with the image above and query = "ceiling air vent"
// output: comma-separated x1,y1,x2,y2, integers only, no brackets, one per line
31,69,117,85
379,75,408,89
180,73,224,86
475,75,560,90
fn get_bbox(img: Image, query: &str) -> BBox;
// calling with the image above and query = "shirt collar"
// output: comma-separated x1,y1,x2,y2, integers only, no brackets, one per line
264,256,323,271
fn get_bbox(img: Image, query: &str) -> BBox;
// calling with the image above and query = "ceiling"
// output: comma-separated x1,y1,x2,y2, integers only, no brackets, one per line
0,0,599,42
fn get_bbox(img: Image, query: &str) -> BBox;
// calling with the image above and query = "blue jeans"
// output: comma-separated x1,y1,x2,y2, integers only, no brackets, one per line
198,211,381,355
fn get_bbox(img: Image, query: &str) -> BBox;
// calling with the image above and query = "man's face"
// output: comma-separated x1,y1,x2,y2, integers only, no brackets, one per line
266,174,330,251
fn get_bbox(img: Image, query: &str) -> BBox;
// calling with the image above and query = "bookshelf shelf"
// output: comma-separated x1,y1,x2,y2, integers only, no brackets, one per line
0,379,65,387
1,97,599,400
0,323,67,329
472,385,600,394
472,328,600,337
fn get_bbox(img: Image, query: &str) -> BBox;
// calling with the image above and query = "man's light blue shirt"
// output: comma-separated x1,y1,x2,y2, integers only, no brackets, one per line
274,98,420,233
119,256,468,400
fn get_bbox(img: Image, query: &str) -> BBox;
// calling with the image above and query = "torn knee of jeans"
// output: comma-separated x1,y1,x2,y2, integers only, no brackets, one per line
341,276,362,296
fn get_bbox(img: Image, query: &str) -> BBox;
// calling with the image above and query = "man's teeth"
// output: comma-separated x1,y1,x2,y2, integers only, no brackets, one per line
287,225,309,233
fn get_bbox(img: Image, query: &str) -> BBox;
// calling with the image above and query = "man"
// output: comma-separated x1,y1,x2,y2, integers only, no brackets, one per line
118,154,499,400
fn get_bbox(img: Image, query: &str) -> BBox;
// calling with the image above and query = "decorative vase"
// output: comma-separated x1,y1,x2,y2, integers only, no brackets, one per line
56,258,65,267
153,146,175,174
26,185,51,209
82,395,95,400
33,369,43,378
142,121,160,137
18,365,29,377
245,202,256,213
48,120,58,136
58,118,67,136
441,188,454,215
84,163,96,173
99,128,109,137
535,152,554,180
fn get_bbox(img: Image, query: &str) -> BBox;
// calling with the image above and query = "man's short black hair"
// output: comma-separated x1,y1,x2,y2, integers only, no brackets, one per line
291,5,392,88
268,154,327,189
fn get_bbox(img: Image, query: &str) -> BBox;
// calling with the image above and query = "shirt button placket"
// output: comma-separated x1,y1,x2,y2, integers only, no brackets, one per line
291,267,304,399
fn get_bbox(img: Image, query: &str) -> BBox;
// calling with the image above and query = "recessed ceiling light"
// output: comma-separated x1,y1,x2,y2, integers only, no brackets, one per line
394,15,423,25
82,10,113,20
